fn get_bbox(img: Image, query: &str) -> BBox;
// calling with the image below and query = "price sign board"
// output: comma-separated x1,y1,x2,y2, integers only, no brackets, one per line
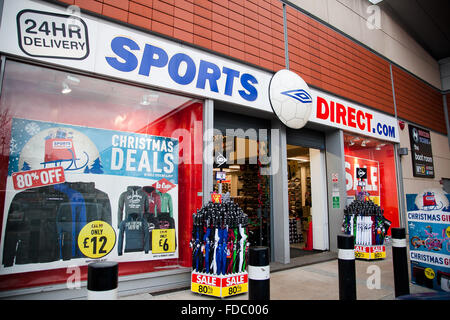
152,229,176,254
78,221,116,259
191,272,222,297
191,271,248,298
354,245,386,260
221,273,248,297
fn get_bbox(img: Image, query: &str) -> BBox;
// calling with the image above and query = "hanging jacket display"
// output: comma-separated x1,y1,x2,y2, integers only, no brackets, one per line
54,183,86,258
157,190,173,217
118,213,150,255
2,182,112,267
143,214,160,250
157,211,177,251
142,186,161,216
190,200,249,275
117,186,149,227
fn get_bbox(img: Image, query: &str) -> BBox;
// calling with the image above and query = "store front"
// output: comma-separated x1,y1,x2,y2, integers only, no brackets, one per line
0,59,204,294
0,0,403,298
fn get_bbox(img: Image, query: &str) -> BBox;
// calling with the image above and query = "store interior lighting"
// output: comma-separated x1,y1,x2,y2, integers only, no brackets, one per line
140,93,159,106
287,157,309,162
61,82,72,94
61,75,80,94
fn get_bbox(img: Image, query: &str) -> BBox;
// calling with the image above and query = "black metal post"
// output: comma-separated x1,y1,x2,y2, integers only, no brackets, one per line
248,246,270,300
392,227,410,297
87,261,118,300
338,234,356,300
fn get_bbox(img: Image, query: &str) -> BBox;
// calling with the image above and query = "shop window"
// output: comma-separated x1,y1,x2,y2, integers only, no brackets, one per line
343,133,399,232
0,60,203,290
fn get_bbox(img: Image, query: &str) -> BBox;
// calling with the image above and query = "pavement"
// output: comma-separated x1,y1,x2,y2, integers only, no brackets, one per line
119,245,439,300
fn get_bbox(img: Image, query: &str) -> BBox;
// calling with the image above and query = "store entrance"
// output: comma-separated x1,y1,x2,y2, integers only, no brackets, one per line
287,144,327,257
213,133,271,250
287,145,312,257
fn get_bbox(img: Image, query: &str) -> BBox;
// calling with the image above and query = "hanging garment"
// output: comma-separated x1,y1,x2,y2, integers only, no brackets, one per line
2,182,112,267
143,214,160,250
156,191,173,217
2,185,64,266
54,183,87,258
117,186,149,227
142,186,161,216
118,213,150,255
157,212,177,251
71,182,112,224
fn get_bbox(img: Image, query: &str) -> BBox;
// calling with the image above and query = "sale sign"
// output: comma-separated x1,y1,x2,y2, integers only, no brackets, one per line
345,155,380,204
12,166,65,190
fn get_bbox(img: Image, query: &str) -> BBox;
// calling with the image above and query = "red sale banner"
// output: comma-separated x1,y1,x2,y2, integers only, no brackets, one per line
12,167,65,190
345,155,380,203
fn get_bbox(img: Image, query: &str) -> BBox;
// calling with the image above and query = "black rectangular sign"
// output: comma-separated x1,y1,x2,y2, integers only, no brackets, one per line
409,124,434,178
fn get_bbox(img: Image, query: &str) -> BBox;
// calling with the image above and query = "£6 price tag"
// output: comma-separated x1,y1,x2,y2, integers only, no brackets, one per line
152,229,176,253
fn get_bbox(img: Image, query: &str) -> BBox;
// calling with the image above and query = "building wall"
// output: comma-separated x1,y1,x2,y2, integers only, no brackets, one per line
287,0,442,90
392,65,447,135
53,0,447,136
285,5,395,117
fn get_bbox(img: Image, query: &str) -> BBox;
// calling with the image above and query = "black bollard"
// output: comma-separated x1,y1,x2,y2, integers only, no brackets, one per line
391,228,410,297
87,261,119,300
338,234,356,300
248,246,270,300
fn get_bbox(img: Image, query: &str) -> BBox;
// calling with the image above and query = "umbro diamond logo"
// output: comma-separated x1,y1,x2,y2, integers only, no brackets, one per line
281,89,312,103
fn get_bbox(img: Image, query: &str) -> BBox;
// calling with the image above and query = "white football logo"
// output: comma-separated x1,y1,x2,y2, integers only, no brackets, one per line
269,69,313,129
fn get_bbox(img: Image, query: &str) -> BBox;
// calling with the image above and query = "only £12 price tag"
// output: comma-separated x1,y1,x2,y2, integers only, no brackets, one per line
78,221,116,259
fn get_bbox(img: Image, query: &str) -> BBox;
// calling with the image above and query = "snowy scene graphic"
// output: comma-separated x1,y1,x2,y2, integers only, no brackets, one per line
8,118,178,181
9,119,101,176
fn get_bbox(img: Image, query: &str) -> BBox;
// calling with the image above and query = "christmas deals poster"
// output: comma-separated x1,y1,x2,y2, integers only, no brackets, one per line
0,118,179,275
406,189,450,292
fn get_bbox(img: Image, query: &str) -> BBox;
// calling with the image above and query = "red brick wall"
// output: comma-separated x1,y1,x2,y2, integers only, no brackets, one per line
285,6,395,117
53,0,447,134
392,65,446,134
59,0,286,71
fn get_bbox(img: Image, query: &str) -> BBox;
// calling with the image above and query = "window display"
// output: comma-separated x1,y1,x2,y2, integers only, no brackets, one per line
344,133,399,232
0,60,203,290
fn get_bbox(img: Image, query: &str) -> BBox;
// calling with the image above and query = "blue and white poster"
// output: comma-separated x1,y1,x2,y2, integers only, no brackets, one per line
406,189,450,292
1,118,179,275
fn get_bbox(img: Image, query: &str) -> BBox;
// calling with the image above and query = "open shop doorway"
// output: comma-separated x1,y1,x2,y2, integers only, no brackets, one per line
213,132,271,251
287,145,328,257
